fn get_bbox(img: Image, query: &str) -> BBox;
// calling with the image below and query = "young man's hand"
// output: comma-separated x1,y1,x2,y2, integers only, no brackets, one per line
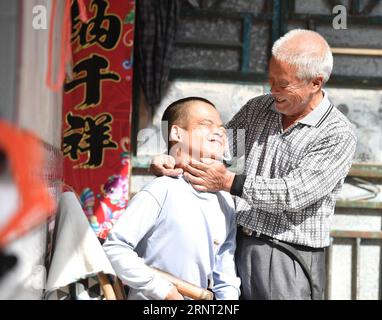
150,154,183,177
165,285,184,300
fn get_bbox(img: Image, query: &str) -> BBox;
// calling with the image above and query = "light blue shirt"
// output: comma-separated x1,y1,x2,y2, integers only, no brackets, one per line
103,175,240,300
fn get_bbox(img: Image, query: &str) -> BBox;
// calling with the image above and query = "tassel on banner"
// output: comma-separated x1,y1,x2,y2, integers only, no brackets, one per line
45,0,88,91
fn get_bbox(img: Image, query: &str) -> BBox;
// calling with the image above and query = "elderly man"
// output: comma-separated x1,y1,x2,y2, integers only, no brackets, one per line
151,29,357,300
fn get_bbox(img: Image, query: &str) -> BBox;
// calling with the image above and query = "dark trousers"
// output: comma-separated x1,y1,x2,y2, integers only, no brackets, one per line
235,228,326,300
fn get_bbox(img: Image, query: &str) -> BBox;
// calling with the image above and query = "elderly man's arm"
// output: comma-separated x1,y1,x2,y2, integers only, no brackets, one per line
236,130,357,213
185,129,357,213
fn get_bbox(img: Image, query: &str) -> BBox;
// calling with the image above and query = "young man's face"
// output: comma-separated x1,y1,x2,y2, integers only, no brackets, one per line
182,101,226,161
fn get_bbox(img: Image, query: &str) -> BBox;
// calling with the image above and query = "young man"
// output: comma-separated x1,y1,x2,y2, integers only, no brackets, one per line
103,97,240,300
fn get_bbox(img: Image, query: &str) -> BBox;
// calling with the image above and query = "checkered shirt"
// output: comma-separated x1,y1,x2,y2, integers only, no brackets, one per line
226,92,357,248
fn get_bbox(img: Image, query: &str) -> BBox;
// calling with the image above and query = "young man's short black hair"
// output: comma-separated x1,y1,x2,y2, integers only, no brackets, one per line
160,97,215,148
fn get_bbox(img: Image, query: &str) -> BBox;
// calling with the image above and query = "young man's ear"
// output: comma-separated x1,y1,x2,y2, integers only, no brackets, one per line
169,125,184,143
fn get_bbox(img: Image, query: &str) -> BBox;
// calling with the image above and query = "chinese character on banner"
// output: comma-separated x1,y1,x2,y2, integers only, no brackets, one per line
62,0,135,239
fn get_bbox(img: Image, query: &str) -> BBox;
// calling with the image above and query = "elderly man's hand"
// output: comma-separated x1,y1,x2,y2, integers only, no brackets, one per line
183,158,235,193
150,154,184,177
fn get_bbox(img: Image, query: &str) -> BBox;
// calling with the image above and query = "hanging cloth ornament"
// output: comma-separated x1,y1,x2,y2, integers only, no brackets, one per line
45,0,89,91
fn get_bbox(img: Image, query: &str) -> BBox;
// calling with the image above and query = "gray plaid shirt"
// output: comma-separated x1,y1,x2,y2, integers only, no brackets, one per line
227,91,357,248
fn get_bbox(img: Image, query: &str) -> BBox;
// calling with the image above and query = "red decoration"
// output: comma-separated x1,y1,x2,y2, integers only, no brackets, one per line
62,0,135,239
0,120,56,247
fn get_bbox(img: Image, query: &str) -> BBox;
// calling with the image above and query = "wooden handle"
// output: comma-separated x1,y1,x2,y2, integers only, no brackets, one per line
97,272,116,300
151,267,214,300
113,277,127,300
331,47,382,57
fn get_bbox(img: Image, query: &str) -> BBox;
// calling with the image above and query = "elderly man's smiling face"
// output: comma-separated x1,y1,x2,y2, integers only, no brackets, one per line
268,57,316,117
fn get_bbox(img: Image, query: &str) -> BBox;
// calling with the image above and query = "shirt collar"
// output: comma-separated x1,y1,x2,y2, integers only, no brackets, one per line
270,90,333,128
298,90,332,127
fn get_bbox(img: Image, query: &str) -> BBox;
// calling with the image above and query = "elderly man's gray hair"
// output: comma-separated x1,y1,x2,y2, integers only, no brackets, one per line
272,29,333,84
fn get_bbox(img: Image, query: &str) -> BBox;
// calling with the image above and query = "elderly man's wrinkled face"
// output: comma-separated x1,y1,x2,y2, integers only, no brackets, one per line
268,57,315,117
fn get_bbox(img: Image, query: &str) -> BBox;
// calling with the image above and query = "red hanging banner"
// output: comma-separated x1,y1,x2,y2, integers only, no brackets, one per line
62,0,135,239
